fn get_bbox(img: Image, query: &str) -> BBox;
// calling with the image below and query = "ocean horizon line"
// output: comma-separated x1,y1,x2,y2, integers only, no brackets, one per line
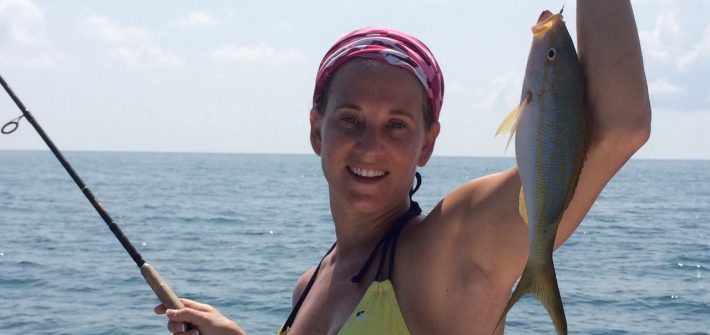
0,148,706,162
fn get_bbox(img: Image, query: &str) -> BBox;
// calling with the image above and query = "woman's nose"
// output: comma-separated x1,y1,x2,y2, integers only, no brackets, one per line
355,123,383,152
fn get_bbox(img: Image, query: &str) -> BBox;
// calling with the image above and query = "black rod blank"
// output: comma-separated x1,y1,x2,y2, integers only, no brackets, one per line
0,74,146,267
0,74,185,311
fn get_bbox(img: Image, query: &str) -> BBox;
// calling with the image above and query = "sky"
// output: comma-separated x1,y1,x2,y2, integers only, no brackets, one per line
0,0,708,160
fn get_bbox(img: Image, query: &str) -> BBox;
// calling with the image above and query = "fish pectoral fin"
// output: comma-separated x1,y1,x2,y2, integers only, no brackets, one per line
495,105,522,147
518,187,528,225
495,93,531,150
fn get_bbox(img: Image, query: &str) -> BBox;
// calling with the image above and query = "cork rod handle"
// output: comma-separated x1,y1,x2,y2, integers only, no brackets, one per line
140,263,185,309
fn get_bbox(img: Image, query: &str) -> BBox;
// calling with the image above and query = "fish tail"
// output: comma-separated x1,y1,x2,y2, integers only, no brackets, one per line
493,259,568,335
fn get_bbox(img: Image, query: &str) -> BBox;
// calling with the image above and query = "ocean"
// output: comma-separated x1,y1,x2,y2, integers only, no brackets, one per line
0,151,708,335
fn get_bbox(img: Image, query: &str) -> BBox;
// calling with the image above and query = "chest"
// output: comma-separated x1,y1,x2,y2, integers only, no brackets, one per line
285,270,372,335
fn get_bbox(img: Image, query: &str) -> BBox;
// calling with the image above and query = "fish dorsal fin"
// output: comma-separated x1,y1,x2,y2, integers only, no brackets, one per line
519,186,528,225
495,93,531,150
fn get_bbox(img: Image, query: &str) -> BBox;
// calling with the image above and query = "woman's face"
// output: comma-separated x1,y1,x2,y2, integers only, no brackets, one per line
310,59,440,215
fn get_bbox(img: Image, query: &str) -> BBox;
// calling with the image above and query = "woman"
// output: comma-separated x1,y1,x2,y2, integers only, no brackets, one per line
156,1,651,334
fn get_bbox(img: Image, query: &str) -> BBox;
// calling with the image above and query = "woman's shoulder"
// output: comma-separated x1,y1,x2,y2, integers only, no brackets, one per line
292,266,317,307
400,166,526,278
423,166,520,225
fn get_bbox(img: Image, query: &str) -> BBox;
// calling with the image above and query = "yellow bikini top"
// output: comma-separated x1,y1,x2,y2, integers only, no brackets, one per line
336,279,409,335
279,199,422,335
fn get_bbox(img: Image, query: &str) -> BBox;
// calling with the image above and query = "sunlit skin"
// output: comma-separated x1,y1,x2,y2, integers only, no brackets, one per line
155,1,651,334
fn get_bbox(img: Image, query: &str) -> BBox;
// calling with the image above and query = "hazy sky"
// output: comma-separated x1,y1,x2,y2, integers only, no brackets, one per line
0,0,708,159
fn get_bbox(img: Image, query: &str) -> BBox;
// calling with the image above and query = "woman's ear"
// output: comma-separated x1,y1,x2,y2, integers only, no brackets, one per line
418,121,440,167
310,108,322,156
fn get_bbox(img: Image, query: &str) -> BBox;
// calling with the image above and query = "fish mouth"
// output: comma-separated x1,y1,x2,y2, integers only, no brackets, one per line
348,166,388,179
532,10,563,37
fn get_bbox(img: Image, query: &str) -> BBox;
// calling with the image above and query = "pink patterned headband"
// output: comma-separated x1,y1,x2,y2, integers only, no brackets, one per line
313,27,444,121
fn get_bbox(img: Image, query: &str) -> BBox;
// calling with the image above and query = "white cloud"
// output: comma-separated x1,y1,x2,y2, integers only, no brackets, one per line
676,25,710,71
111,44,185,69
178,11,217,28
470,70,523,111
0,0,47,46
210,43,305,65
85,14,151,44
637,7,710,72
638,11,680,62
85,14,184,69
0,53,55,68
648,77,684,95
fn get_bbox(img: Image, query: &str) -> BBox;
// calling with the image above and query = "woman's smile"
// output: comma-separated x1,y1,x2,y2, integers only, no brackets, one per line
347,166,388,178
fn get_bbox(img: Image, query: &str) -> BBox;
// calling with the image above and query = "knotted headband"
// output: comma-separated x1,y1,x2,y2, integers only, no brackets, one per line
313,27,444,121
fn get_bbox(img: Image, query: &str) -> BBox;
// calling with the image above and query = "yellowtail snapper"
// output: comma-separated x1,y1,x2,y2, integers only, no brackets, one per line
494,9,589,335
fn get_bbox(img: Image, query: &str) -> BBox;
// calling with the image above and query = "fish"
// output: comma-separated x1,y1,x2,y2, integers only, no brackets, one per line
493,9,588,335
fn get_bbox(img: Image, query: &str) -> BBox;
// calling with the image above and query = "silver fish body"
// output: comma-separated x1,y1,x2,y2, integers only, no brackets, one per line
495,10,588,335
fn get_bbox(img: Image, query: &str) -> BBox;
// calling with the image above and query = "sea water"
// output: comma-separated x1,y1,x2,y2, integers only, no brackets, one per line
0,151,708,334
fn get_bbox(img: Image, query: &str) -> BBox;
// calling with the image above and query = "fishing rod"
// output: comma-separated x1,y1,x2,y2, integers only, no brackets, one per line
0,74,185,312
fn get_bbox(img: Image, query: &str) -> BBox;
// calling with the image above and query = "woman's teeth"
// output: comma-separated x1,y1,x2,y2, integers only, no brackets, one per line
350,167,386,178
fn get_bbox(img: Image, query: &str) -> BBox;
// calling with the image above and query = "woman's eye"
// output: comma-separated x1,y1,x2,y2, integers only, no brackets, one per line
341,116,357,124
388,121,407,129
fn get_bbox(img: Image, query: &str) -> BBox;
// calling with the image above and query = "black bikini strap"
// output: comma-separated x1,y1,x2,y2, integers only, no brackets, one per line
410,171,422,197
392,173,422,279
351,172,423,283
280,242,336,333
350,235,387,283
388,200,421,279
374,231,393,281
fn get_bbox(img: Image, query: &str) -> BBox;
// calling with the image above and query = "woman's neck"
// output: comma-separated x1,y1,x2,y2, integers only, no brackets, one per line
329,195,411,259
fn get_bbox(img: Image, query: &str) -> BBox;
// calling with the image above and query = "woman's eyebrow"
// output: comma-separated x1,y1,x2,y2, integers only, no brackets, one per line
334,103,361,111
388,110,416,119
331,104,416,119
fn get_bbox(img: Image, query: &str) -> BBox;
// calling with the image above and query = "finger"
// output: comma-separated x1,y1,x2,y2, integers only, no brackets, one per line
168,321,187,334
166,308,209,326
168,320,190,334
179,298,218,313
175,329,200,335
154,303,167,314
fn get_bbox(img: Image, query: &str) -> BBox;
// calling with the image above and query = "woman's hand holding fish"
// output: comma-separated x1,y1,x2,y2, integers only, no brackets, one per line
154,298,246,335
549,0,652,243
577,0,652,148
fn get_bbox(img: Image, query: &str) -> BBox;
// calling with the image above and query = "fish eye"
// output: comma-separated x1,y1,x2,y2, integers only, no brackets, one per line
547,48,557,61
